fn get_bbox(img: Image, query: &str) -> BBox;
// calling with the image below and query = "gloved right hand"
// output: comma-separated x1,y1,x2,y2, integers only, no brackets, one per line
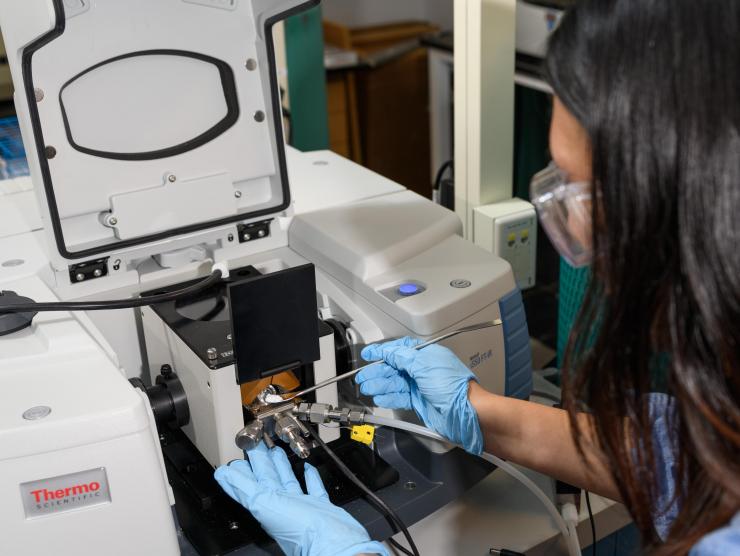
356,338,484,455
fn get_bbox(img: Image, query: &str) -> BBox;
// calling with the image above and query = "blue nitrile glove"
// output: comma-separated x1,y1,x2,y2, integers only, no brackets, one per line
214,443,388,556
357,337,484,455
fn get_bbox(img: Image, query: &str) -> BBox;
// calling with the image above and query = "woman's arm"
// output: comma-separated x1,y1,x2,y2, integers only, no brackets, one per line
355,339,621,500
468,382,621,501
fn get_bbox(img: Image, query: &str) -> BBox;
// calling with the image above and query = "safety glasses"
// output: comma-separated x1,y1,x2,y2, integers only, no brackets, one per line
530,162,593,268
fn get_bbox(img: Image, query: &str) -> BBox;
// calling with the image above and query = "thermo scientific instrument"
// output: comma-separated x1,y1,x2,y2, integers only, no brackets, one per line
0,1,532,554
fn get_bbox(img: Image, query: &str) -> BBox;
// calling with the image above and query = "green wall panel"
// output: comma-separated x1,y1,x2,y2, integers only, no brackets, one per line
284,6,329,151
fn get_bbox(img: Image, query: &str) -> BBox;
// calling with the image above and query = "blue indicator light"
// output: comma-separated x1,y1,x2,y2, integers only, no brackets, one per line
398,283,419,296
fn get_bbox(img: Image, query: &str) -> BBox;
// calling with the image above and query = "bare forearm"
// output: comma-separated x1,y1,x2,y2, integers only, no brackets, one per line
468,382,620,501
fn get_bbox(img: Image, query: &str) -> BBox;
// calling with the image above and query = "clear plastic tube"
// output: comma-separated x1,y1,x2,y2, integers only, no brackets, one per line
566,521,581,555
562,501,583,555
363,414,580,556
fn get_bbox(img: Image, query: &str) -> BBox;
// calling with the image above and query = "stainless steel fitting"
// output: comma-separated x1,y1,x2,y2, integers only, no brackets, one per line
235,397,368,458
293,402,366,426
274,414,312,459
234,419,264,451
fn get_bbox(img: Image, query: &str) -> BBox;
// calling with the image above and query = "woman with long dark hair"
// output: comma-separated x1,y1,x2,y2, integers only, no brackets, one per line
357,0,739,553
214,1,738,554
537,0,740,551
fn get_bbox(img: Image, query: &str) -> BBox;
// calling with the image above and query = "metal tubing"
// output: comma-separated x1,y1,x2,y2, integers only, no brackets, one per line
273,319,502,403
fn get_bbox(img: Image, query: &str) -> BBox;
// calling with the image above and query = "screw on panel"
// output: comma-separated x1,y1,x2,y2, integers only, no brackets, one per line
229,521,240,531
75,273,85,282
207,347,218,361
254,111,265,123
234,190,242,198
245,58,257,71
34,88,44,102
2,259,24,267
227,233,234,242
93,269,103,277
257,229,265,238
45,146,57,159
22,406,52,420
242,233,252,241
167,174,177,183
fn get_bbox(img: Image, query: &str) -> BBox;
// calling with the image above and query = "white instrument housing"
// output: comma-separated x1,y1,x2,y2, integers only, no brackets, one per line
0,1,532,554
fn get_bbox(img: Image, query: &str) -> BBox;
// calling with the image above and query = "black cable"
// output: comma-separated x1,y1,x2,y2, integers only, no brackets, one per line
433,160,453,191
0,270,223,313
306,427,417,556
305,427,420,556
388,537,415,556
585,491,596,556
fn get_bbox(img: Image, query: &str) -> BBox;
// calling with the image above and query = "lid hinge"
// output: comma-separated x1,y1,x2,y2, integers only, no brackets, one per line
68,257,109,284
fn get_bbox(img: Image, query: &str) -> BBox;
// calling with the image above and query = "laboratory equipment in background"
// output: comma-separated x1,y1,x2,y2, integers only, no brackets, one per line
474,199,537,290
516,1,568,58
0,116,30,179
0,1,532,555
425,0,565,291
425,32,454,202
323,19,439,199
453,0,516,237
429,1,569,184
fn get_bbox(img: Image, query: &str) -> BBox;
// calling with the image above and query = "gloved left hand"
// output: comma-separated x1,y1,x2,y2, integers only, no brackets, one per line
214,443,388,556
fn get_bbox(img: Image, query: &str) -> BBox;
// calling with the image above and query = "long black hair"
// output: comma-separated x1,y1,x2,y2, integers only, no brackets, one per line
547,1,740,553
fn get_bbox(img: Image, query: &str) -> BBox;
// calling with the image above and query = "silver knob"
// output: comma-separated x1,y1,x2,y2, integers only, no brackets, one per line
235,420,264,451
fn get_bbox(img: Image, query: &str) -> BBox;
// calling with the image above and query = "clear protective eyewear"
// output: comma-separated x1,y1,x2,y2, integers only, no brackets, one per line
530,162,593,268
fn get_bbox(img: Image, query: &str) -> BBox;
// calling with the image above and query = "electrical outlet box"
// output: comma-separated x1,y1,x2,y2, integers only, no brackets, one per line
474,199,537,290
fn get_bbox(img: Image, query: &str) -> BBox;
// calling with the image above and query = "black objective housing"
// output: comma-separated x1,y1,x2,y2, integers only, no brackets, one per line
130,364,190,428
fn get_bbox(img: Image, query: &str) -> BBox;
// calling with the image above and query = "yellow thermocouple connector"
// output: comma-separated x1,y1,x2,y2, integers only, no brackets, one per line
351,425,375,445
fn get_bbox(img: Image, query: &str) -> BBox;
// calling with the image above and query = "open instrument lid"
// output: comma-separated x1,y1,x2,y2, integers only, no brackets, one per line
10,0,317,260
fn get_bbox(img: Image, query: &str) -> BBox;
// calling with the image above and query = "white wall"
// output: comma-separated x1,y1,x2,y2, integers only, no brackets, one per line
273,22,288,101
321,0,453,31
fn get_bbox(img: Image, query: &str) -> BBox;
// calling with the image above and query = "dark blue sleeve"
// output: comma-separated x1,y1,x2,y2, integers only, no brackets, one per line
648,394,740,554
648,393,680,540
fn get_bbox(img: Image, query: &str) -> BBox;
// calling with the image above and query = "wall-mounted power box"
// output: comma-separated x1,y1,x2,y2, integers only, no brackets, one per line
474,198,537,290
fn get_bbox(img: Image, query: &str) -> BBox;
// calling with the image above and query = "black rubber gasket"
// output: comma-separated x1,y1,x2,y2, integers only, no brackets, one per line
21,0,319,261
58,49,239,161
